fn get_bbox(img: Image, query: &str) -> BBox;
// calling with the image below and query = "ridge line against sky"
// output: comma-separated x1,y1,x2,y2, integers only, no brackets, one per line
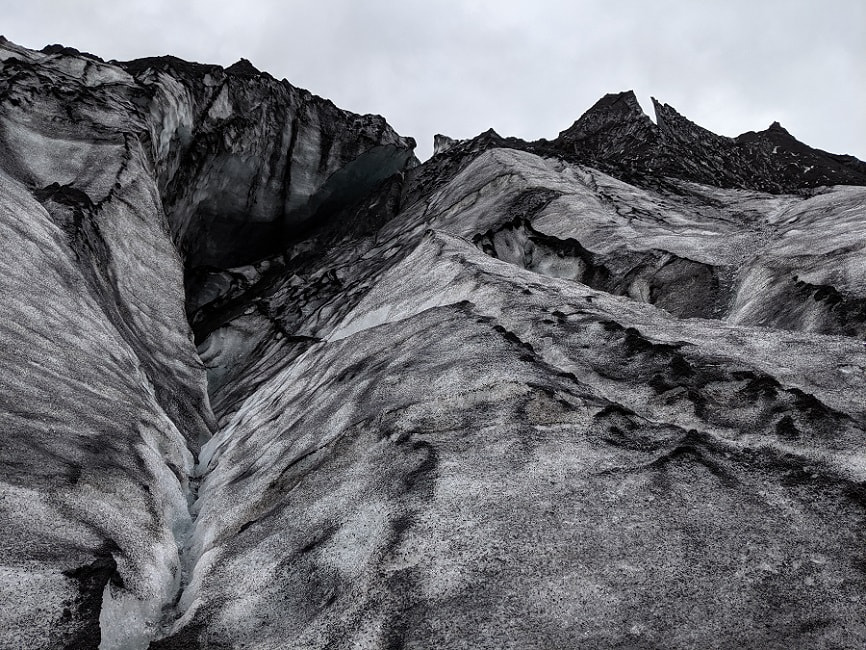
3,0,865,162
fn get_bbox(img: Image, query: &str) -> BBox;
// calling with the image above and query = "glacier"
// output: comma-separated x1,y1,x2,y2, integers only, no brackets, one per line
1,37,866,649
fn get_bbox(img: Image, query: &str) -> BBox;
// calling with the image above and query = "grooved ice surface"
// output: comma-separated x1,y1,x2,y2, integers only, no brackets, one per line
0,38,415,649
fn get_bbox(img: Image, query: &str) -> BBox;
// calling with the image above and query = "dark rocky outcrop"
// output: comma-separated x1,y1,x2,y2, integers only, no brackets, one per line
556,90,661,165
423,89,866,194
553,90,866,192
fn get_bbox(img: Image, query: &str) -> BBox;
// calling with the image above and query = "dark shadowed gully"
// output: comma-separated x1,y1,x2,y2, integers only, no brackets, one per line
2,36,866,649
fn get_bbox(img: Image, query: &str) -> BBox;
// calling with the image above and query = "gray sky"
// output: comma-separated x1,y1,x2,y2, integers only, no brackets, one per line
4,0,865,161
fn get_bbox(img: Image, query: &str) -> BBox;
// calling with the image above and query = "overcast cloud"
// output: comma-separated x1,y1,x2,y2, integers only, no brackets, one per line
3,0,864,161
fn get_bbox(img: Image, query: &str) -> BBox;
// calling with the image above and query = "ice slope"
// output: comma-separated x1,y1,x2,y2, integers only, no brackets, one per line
175,148,866,648
0,38,415,649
